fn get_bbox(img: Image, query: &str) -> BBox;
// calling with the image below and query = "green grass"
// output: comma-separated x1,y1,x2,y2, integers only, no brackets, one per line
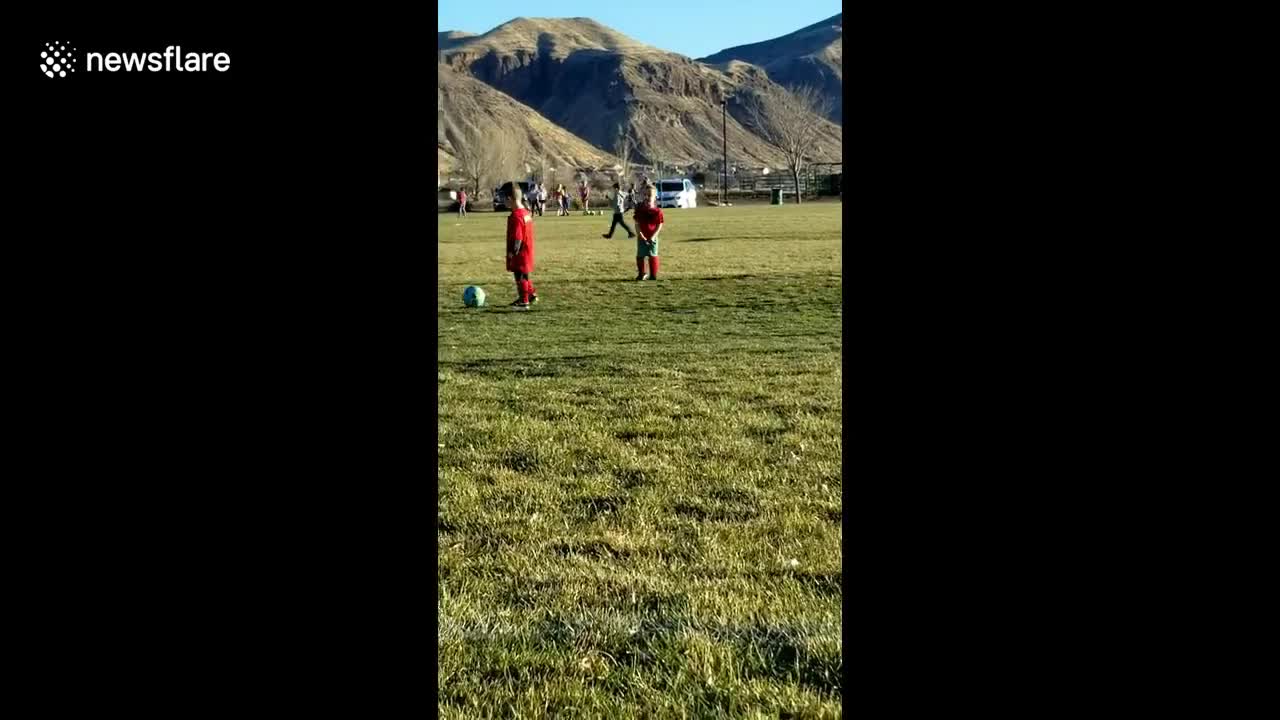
438,203,843,718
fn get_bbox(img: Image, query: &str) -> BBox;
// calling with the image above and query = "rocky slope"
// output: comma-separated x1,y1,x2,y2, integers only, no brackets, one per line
437,63,617,178
439,17,841,169
438,30,475,48
700,14,843,123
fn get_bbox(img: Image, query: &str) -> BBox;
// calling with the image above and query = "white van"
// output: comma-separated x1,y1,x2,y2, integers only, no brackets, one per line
656,178,697,209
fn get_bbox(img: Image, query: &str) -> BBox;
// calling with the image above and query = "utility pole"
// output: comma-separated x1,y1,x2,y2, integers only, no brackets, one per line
721,98,728,205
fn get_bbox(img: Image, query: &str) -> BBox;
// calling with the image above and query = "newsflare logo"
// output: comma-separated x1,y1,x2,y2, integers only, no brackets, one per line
40,41,77,78
40,41,231,78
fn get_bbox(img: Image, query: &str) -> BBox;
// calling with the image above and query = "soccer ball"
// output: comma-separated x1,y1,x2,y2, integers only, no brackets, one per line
463,286,486,307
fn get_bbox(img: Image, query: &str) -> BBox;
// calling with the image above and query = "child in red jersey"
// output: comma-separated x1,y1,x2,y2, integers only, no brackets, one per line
632,185,664,280
505,185,538,308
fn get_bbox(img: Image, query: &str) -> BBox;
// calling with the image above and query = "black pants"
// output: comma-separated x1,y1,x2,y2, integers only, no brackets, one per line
606,211,634,237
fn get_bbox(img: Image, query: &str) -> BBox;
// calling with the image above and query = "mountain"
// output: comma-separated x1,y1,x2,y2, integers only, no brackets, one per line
700,14,843,123
441,17,647,56
438,30,476,49
437,63,616,178
440,17,841,169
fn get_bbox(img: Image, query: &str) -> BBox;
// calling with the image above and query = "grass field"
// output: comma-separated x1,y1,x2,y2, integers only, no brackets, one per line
438,202,843,718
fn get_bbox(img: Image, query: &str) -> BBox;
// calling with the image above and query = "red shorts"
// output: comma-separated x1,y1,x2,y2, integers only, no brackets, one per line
507,252,533,274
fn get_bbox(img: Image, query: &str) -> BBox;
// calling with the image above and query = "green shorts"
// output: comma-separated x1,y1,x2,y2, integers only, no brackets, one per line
636,237,660,257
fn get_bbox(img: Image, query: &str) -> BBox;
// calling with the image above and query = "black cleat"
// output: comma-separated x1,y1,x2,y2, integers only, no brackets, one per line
602,234,612,239
635,274,647,281
529,294,539,304
647,275,658,281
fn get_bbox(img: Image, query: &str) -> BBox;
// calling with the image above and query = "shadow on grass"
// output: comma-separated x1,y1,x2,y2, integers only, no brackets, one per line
439,355,612,379
731,624,842,696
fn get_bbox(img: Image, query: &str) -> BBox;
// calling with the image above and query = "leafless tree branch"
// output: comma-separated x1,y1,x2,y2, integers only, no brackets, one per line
745,85,834,204
453,126,521,199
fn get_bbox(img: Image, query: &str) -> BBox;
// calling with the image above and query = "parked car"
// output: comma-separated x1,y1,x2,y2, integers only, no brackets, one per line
656,178,697,208
438,188,458,212
493,181,533,211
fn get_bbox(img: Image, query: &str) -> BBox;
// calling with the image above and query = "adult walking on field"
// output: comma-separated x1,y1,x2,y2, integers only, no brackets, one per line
457,187,467,218
528,183,541,217
601,183,635,239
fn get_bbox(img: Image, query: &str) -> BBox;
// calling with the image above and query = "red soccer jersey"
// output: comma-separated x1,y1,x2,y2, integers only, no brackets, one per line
506,207,535,273
634,203,665,239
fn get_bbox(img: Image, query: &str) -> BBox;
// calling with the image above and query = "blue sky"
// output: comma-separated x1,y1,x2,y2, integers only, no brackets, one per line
438,1,841,60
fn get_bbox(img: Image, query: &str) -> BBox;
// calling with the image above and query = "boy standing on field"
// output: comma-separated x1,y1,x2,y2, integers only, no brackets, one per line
633,186,664,280
457,188,467,218
505,185,538,309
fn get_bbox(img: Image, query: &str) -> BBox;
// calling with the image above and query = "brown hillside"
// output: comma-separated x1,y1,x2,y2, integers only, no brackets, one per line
437,63,617,179
700,14,843,123
440,17,841,170
438,30,476,50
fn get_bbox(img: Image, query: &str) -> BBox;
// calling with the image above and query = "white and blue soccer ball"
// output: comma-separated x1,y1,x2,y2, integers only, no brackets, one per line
463,286,486,307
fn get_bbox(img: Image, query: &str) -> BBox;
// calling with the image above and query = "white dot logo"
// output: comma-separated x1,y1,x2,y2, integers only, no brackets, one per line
41,41,76,78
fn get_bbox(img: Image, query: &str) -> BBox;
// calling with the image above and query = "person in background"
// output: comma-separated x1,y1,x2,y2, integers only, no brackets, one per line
601,182,635,239
579,181,590,214
457,187,467,218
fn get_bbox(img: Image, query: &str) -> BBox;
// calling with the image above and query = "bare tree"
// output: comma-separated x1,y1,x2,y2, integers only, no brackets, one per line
613,110,646,184
453,126,520,200
745,85,835,204
525,147,551,186
613,125,632,185
642,146,667,184
453,127,487,198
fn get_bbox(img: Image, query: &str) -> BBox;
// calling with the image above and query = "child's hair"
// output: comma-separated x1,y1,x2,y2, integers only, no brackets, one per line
510,184,524,207
647,186,657,200
612,182,620,189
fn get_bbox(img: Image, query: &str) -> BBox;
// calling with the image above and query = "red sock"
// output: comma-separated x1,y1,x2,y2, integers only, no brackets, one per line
649,257,660,277
636,257,646,275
